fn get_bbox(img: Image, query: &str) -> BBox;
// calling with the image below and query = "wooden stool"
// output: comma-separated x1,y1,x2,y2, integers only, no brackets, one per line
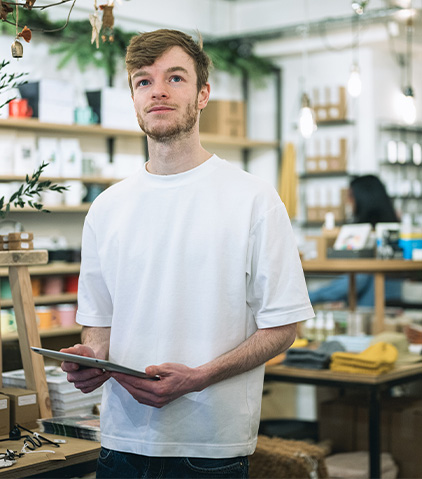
0,250,52,418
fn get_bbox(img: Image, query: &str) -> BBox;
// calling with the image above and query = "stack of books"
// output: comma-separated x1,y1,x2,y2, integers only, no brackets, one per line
39,414,100,441
2,366,103,416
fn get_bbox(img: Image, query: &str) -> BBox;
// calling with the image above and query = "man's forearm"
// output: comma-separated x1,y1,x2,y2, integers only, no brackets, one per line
195,323,297,390
81,326,111,360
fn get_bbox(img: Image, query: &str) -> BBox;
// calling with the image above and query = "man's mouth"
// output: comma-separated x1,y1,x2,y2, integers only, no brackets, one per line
148,106,175,113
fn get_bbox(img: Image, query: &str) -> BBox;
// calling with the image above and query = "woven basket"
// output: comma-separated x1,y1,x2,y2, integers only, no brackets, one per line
249,435,328,478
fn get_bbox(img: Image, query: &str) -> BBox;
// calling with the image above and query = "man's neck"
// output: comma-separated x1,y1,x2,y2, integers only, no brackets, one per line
146,132,212,175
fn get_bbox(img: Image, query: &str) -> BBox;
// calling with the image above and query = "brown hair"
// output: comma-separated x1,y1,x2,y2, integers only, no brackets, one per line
126,29,212,95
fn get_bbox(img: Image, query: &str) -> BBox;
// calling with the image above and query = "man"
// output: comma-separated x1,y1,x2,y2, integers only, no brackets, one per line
61,29,314,478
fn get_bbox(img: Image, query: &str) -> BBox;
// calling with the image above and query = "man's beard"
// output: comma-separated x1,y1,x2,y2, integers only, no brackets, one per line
137,98,199,143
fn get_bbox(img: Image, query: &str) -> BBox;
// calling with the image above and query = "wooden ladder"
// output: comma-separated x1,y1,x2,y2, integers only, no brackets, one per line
0,250,52,418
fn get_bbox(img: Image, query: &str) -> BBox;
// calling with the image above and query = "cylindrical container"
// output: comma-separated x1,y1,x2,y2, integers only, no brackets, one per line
31,277,42,297
36,306,52,330
56,304,77,327
65,275,79,293
0,279,12,299
42,276,64,295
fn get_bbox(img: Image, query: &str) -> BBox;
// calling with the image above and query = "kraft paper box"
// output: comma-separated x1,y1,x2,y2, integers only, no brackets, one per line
0,387,39,430
0,393,10,437
200,100,246,137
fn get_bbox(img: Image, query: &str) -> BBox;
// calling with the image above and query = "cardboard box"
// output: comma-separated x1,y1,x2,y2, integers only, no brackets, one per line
306,138,347,173
313,86,347,122
200,100,246,137
0,387,39,429
0,393,10,437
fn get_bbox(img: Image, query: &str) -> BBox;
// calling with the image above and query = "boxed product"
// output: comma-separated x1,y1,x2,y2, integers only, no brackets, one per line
312,86,347,122
0,387,39,429
0,393,10,436
18,80,75,124
200,100,246,137
306,138,347,173
86,87,138,131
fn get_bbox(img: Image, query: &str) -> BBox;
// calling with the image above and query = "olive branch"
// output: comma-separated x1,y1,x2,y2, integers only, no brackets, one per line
0,162,68,218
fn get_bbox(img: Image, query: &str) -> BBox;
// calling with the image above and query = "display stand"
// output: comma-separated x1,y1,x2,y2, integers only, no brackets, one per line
0,250,52,418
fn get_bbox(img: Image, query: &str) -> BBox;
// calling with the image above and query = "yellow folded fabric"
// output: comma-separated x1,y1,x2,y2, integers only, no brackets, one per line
330,342,398,368
330,362,393,376
265,338,309,366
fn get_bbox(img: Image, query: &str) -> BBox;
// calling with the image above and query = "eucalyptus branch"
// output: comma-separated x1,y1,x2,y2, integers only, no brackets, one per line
0,59,28,110
0,162,68,218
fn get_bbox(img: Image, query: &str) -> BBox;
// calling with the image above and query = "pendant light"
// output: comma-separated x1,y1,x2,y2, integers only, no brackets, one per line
401,14,416,124
298,0,317,139
347,10,362,98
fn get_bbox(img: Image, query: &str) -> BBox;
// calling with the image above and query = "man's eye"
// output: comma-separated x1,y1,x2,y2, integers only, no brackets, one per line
170,76,182,83
138,79,149,87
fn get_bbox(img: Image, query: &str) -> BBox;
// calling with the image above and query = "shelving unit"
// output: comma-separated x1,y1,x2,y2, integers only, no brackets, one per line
298,118,354,227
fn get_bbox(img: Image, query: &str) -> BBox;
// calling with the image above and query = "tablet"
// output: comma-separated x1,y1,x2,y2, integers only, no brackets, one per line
31,347,159,380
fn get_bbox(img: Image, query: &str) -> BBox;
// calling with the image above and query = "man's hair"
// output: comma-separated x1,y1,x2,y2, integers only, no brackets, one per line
126,29,212,95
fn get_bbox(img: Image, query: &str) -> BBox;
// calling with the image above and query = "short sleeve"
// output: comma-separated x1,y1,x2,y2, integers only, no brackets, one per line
246,202,314,328
76,213,113,327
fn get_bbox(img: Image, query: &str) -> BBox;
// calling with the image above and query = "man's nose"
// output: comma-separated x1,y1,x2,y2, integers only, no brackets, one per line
151,81,169,99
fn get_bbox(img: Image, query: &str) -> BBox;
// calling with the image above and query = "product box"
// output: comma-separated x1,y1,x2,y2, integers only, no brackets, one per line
18,80,75,125
200,100,246,137
313,86,347,122
0,387,39,429
86,87,138,131
0,393,10,437
306,138,347,173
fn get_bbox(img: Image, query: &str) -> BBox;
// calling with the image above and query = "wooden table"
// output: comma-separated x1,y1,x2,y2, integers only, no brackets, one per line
265,363,422,479
302,259,422,334
0,433,100,478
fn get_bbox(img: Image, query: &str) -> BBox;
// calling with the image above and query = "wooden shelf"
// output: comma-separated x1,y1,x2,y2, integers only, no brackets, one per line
0,118,278,149
0,117,145,138
9,204,91,213
2,325,82,342
0,262,80,277
0,174,118,185
1,292,77,309
300,171,349,179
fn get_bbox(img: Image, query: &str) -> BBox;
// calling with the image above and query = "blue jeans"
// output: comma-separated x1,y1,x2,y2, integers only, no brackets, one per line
96,447,249,478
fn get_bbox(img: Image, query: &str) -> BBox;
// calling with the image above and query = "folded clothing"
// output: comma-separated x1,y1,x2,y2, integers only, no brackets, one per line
283,341,346,369
330,342,398,375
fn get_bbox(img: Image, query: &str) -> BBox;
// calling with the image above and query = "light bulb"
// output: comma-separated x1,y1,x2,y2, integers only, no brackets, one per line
299,106,317,138
401,87,416,125
347,65,362,98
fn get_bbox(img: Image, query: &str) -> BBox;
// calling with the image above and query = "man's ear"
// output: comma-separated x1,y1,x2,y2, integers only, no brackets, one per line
198,83,211,110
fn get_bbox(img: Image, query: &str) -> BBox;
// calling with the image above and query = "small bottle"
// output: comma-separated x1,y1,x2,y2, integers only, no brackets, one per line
304,317,316,341
315,311,325,342
325,311,335,338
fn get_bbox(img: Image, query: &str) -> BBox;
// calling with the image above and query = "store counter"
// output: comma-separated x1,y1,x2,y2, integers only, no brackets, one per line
302,259,422,333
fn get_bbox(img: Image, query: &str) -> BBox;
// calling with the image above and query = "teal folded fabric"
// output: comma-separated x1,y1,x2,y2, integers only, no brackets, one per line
283,341,346,369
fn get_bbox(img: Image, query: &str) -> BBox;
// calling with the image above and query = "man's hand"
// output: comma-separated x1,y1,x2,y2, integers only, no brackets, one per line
60,344,111,394
111,363,202,408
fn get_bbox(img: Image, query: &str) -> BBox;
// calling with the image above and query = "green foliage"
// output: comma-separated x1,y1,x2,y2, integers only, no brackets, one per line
0,162,68,219
1,8,276,83
0,59,28,110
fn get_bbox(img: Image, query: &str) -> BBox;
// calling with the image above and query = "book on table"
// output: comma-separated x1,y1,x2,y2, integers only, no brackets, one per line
38,414,100,442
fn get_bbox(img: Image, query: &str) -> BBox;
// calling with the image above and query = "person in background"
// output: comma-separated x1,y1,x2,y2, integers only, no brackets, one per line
60,29,314,479
308,175,402,307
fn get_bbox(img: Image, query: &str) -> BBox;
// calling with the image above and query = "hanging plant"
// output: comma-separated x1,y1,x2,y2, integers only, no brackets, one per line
1,8,276,83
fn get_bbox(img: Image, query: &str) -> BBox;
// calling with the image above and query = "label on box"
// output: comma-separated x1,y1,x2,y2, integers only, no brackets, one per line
18,394,36,406
0,399,7,410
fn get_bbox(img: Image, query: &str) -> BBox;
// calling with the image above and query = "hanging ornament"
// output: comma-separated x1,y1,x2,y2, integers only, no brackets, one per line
0,2,13,21
25,0,37,10
90,1,102,49
18,25,32,43
99,2,114,43
11,39,23,58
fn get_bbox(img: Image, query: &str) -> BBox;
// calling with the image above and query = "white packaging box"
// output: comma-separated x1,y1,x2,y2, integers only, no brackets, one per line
0,131,16,174
87,87,139,131
14,133,37,176
113,154,140,178
59,138,82,177
19,80,75,125
37,137,61,176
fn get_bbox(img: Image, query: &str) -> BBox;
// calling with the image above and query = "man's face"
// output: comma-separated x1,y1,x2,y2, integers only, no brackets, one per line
130,46,210,142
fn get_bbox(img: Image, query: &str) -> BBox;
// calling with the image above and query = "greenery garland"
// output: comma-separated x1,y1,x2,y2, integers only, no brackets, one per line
1,9,276,83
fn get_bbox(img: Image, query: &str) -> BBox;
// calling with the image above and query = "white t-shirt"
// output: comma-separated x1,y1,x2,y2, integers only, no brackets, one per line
76,155,314,458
